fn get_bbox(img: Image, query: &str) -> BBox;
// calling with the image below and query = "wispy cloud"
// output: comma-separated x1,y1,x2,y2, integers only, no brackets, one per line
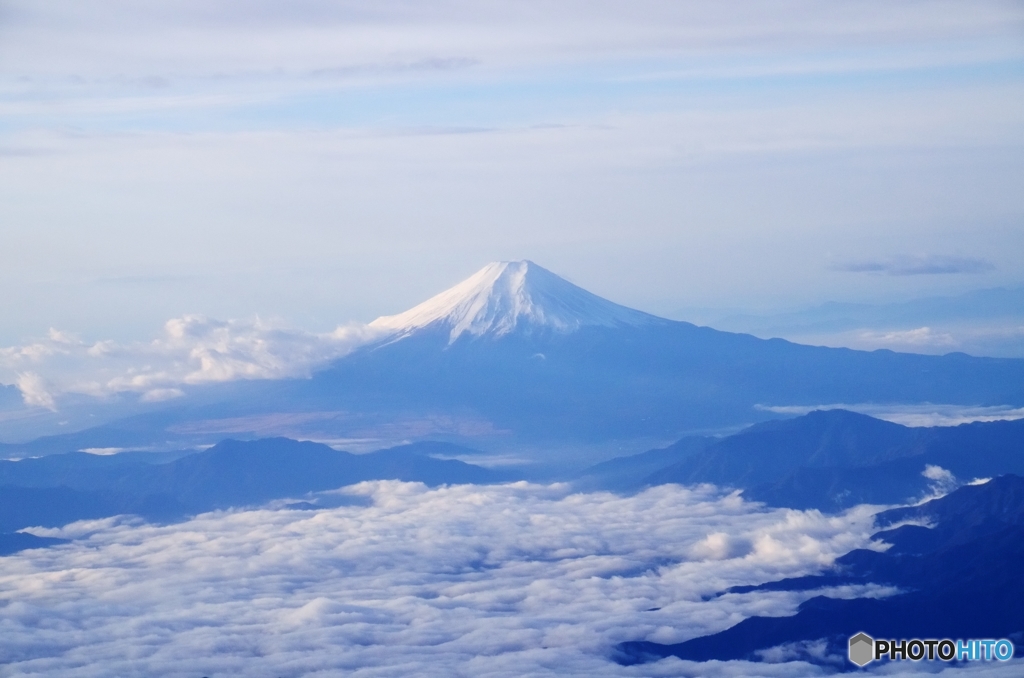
0,316,384,409
3,481,885,676
853,326,958,348
3,1,1022,134
89,273,201,286
832,255,996,276
921,464,959,499
13,372,56,410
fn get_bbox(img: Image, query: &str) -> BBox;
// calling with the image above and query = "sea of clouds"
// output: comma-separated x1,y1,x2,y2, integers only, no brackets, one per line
1,481,1019,677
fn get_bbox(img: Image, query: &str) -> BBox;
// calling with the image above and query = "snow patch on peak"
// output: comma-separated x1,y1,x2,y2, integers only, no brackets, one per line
370,261,662,343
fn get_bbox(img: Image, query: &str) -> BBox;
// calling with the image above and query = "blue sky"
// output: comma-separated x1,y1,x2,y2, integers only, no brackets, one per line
1,0,1023,345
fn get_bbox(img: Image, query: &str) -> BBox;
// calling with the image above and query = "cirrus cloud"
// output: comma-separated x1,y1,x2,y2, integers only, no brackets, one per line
832,255,996,276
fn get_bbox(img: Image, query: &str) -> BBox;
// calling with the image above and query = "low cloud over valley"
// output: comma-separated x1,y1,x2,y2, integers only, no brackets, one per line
2,481,891,677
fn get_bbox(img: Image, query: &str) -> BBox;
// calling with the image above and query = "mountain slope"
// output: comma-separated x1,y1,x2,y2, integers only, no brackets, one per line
287,262,1024,443
647,409,917,487
616,475,1024,667
291,318,1024,445
575,435,713,492
578,410,1024,510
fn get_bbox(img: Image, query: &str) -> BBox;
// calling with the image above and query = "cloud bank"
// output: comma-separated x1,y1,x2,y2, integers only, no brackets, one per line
0,316,384,409
4,482,1020,676
0,481,902,677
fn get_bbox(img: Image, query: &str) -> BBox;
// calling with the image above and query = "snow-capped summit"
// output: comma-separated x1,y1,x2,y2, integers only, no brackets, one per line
370,260,662,343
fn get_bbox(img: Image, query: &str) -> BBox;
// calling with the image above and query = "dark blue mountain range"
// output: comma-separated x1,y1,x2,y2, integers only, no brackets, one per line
581,409,1024,510
0,438,510,554
615,474,1024,667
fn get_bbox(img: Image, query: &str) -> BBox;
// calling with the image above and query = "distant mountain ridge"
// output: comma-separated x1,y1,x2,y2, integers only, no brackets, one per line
648,410,916,486
693,286,1024,359
580,409,1024,510
0,438,514,553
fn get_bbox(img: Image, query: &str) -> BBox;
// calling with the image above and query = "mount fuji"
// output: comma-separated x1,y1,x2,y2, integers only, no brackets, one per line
7,260,1024,456
265,260,1024,445
369,260,663,343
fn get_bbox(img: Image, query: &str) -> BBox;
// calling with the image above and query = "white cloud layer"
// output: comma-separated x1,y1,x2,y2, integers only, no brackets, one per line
2,482,1019,676
0,482,901,676
0,316,383,409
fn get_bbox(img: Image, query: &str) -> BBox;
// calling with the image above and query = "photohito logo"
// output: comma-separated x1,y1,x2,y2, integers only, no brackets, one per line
848,632,1015,667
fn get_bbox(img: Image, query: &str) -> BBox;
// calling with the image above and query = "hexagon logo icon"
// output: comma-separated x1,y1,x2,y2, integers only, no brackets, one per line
849,632,874,667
